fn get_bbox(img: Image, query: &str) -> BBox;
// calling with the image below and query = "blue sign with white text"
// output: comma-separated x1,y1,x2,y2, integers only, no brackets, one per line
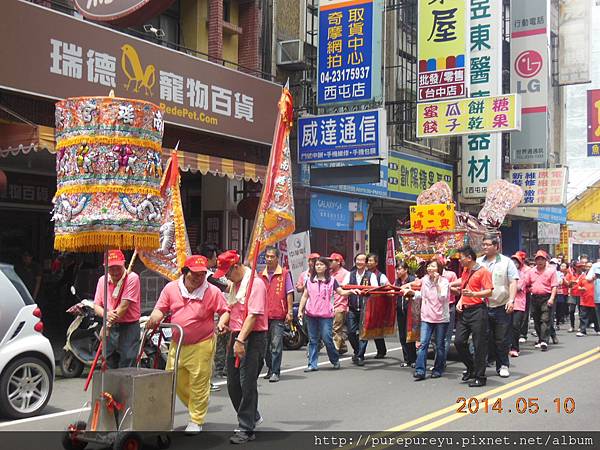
317,0,377,105
310,192,368,231
538,207,567,224
298,109,383,163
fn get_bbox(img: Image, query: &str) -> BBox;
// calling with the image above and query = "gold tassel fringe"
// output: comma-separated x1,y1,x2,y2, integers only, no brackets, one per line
54,231,159,252
56,135,162,152
55,184,161,198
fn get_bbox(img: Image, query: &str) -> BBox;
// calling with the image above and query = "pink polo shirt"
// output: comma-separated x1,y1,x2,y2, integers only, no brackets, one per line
442,269,458,304
514,269,527,311
522,265,558,295
94,272,141,324
155,279,228,345
228,274,268,332
331,267,350,312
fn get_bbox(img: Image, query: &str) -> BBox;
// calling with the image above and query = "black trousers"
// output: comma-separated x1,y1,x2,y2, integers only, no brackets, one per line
454,304,488,380
520,295,531,338
579,306,600,333
374,338,387,356
531,295,551,344
397,298,416,364
227,331,267,434
511,310,526,352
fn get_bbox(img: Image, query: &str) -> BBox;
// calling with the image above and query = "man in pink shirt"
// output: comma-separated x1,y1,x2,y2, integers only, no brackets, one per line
329,253,350,354
93,249,140,369
146,255,229,434
521,250,558,351
213,250,268,444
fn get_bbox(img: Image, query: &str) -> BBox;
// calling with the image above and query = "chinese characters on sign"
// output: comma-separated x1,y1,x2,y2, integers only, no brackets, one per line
510,168,567,206
462,0,503,198
417,0,467,102
538,207,567,225
587,90,600,157
417,94,520,138
410,204,456,232
298,109,384,163
318,0,381,105
388,151,453,202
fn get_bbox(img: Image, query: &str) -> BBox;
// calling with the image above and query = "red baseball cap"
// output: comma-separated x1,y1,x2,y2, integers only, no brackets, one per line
534,250,549,260
308,253,320,260
214,250,241,278
107,250,125,267
328,253,344,264
184,255,209,273
511,253,524,265
516,251,527,260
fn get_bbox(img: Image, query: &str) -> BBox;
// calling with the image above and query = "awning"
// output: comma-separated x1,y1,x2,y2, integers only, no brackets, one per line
0,123,55,157
0,123,265,182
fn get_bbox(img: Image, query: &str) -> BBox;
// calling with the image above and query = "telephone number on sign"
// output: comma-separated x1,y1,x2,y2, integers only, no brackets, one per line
456,397,576,415
319,67,370,84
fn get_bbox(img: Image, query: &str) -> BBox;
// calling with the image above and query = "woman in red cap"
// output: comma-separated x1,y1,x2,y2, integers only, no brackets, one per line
146,255,229,434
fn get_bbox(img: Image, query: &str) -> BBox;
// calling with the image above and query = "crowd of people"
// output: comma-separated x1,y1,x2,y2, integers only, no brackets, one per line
61,238,600,444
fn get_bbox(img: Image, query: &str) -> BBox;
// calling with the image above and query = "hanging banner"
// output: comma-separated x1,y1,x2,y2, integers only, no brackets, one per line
297,109,385,163
385,237,395,286
461,0,503,198
509,168,567,206
558,0,591,86
317,0,383,105
417,0,468,102
417,94,520,138
587,89,600,157
509,0,550,165
538,222,560,245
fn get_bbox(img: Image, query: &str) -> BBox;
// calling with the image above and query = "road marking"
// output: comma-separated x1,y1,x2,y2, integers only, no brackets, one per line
386,346,600,432
415,352,600,431
0,346,404,426
0,407,90,428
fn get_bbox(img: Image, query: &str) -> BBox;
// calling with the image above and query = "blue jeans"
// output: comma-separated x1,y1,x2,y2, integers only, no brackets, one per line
415,321,449,376
265,319,284,375
105,322,140,369
306,316,339,369
346,310,368,360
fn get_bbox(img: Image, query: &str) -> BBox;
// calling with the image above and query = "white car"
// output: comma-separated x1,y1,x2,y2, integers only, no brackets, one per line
0,263,54,419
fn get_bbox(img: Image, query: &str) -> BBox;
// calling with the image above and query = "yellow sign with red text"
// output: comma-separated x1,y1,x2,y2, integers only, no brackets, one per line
410,204,455,232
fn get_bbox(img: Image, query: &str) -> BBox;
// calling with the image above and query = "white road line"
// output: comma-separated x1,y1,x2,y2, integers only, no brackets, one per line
0,346,404,426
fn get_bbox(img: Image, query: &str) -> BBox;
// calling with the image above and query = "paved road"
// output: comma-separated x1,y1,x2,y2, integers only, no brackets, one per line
1,328,599,433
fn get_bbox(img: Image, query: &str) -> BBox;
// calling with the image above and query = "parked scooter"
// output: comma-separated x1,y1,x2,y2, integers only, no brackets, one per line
283,304,309,350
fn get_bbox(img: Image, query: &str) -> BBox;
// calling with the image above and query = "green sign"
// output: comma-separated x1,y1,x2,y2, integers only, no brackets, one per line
388,151,453,201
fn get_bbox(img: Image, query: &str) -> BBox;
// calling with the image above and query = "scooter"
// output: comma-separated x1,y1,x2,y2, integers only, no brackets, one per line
283,304,309,350
60,298,101,378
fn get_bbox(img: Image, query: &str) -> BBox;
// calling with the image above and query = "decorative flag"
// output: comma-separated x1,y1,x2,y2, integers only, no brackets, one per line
385,237,395,285
138,149,190,280
246,85,295,263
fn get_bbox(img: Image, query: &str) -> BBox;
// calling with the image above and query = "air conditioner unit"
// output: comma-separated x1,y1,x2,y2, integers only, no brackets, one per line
277,39,304,67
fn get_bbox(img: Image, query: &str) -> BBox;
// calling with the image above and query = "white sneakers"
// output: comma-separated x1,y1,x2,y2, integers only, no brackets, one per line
576,332,586,337
185,421,203,435
518,337,526,343
498,365,510,378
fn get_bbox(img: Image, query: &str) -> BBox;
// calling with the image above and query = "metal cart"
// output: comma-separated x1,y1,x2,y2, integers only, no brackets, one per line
62,323,184,450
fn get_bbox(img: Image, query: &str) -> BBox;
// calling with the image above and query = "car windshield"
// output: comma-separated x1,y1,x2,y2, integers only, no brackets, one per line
0,265,35,305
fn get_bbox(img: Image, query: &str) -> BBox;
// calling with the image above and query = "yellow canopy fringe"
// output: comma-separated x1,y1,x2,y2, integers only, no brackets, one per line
54,231,159,252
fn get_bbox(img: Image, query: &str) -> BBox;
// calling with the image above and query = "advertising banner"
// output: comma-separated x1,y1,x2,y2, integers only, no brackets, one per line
310,192,368,231
409,204,456,232
558,0,591,86
317,0,383,105
417,0,468,102
510,168,567,206
538,222,561,245
297,109,385,163
387,151,453,202
417,94,521,138
538,207,567,225
461,0,503,198
587,89,600,157
509,0,550,164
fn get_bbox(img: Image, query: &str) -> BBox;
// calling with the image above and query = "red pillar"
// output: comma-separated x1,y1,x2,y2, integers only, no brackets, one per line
238,0,262,74
208,0,224,63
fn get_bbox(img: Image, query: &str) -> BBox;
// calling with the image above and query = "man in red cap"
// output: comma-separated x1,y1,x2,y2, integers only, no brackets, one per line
295,253,320,294
93,249,141,368
329,253,349,354
521,250,558,351
213,250,268,444
145,255,229,434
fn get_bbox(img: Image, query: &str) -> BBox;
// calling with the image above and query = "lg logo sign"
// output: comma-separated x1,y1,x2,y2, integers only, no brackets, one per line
515,50,543,93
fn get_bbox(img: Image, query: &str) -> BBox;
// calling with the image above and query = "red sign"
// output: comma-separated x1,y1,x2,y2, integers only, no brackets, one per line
385,237,395,285
587,89,600,144
73,0,175,27
515,50,543,78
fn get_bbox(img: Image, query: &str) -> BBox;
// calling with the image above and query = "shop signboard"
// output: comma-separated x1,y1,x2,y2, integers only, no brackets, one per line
0,1,280,146
538,207,567,225
410,204,456,232
387,151,453,202
587,89,600,157
310,192,368,231
300,161,387,198
558,0,591,86
461,0,503,198
509,168,567,206
509,0,550,164
317,0,383,105
417,0,468,102
297,109,385,163
417,94,520,138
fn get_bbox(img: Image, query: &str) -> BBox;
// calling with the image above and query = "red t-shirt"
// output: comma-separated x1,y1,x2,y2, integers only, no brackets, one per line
460,266,493,306
577,277,595,308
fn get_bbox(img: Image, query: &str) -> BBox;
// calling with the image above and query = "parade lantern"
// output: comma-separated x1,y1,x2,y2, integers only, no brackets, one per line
52,96,164,252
